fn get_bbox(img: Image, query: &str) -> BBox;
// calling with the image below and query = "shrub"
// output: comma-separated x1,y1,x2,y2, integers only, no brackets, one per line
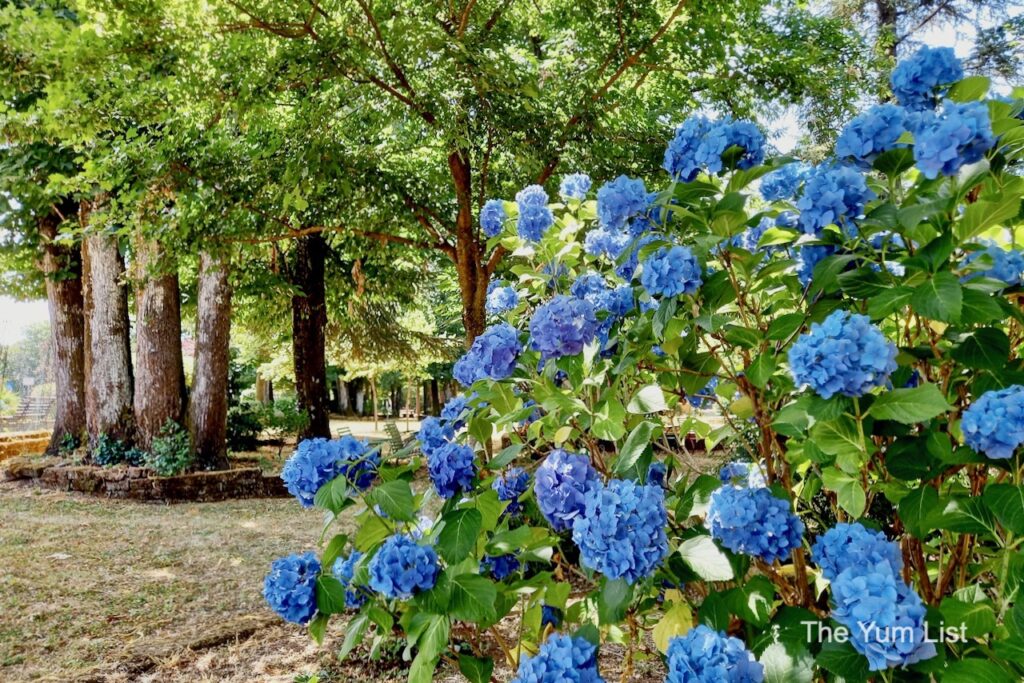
144,420,193,476
262,49,1024,682
91,434,145,467
227,401,264,452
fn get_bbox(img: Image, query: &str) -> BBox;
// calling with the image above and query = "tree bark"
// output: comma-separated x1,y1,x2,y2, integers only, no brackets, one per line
430,378,440,416
82,231,135,446
449,150,489,344
189,251,232,470
255,374,271,404
875,0,899,59
133,239,186,450
38,201,86,453
291,233,331,439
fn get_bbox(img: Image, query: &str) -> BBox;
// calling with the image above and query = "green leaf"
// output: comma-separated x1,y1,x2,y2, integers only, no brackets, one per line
942,658,1015,683
354,514,392,551
910,271,962,322
307,613,328,645
314,476,351,514
948,75,991,102
952,328,1010,371
821,467,866,518
935,497,996,536
899,485,940,538
591,398,626,441
728,575,775,627
940,598,997,638
983,484,1024,534
448,574,497,623
653,601,693,653
436,509,482,564
316,575,349,616
417,614,450,660
458,655,494,683
408,650,438,683
810,416,864,461
760,641,814,683
486,443,523,470
815,640,869,683
612,421,656,476
598,578,633,624
958,192,1022,241
867,287,912,319
627,384,668,414
367,479,415,522
321,533,349,569
868,384,950,424
746,352,776,389
338,613,369,661
678,535,734,581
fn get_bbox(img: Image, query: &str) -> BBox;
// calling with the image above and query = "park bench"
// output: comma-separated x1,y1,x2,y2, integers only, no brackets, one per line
384,420,418,459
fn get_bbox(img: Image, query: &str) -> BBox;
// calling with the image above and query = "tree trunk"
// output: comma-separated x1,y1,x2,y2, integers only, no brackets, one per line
255,375,271,404
449,150,489,344
189,251,232,470
430,378,440,416
875,0,898,59
370,376,379,431
39,202,86,453
133,239,186,449
82,231,135,446
291,234,331,439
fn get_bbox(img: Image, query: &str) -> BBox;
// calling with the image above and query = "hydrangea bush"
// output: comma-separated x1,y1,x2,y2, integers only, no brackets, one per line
264,50,1024,683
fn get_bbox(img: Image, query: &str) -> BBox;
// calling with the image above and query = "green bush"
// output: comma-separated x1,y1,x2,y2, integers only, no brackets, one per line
91,434,145,467
227,401,264,452
144,420,193,476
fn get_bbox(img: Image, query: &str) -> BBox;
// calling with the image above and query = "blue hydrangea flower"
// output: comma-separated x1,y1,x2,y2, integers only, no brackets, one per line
687,376,719,408
584,226,631,259
516,185,555,241
694,118,765,174
281,437,380,507
493,466,531,517
796,165,876,236
427,441,477,499
640,246,702,298
727,217,774,252
417,416,455,456
830,561,937,671
511,633,604,683
480,553,521,580
775,210,799,229
572,479,669,584
836,104,908,167
368,534,440,599
570,273,634,320
541,605,564,629
718,461,766,488
529,295,600,359
597,175,647,231
788,310,898,399
332,551,368,610
666,624,764,683
891,46,963,111
811,522,903,582
664,115,712,181
962,385,1024,459
707,485,804,563
869,231,906,251
452,323,522,387
646,462,667,487
440,394,471,429
615,233,660,280
760,163,806,201
963,242,1024,285
560,173,592,201
481,199,507,238
263,552,320,624
913,100,995,178
535,449,601,532
486,281,520,315
794,243,836,286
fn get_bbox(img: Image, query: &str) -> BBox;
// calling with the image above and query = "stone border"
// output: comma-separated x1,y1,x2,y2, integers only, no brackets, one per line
3,458,289,502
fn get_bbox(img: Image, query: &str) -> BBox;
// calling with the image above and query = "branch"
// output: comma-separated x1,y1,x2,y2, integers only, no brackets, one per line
896,1,953,45
225,223,449,252
353,0,416,97
457,0,479,36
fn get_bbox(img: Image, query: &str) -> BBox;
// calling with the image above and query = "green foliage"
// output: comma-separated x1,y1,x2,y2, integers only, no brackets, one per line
91,434,145,468
144,420,193,477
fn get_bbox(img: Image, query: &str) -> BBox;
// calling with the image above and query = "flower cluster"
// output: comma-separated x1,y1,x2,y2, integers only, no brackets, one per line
486,281,520,315
835,104,907,167
263,552,320,624
707,485,804,563
687,376,718,408
529,295,600,359
440,394,471,429
640,245,702,298
367,534,439,599
726,217,773,252
493,466,530,517
332,551,368,610
647,461,667,487
281,436,379,507
480,199,506,238
795,165,875,236
597,175,647,230
480,553,521,580
665,625,764,683
417,416,455,456
534,449,601,532
570,272,634,319
788,310,898,399
560,173,592,201
427,441,477,498
718,461,766,488
517,185,555,241
794,243,836,286
759,162,805,201
890,46,963,111
913,100,995,179
811,522,902,581
571,479,669,584
964,243,1024,285
511,633,604,683
541,605,563,629
453,323,522,386
961,385,1024,459
583,226,631,259
664,115,765,180
830,560,936,671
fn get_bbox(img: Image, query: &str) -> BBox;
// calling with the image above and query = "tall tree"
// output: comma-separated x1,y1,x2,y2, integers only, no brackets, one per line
290,233,331,439
189,251,232,469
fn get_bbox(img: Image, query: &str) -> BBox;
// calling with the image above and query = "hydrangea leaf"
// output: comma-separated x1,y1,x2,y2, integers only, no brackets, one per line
367,479,415,522
626,384,668,414
436,509,482,564
597,577,633,624
815,640,870,683
591,397,627,441
820,467,866,518
910,271,962,322
934,496,997,536
321,533,349,569
951,327,1010,371
941,657,1016,683
653,600,693,653
948,75,991,102
957,186,1022,241
307,613,328,646
448,574,497,624
868,384,951,424
983,484,1024,534
458,654,493,683
899,485,941,539
678,535,734,581
338,612,369,662
612,420,657,476
940,597,997,638
760,641,814,683
746,352,777,389
354,514,391,552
